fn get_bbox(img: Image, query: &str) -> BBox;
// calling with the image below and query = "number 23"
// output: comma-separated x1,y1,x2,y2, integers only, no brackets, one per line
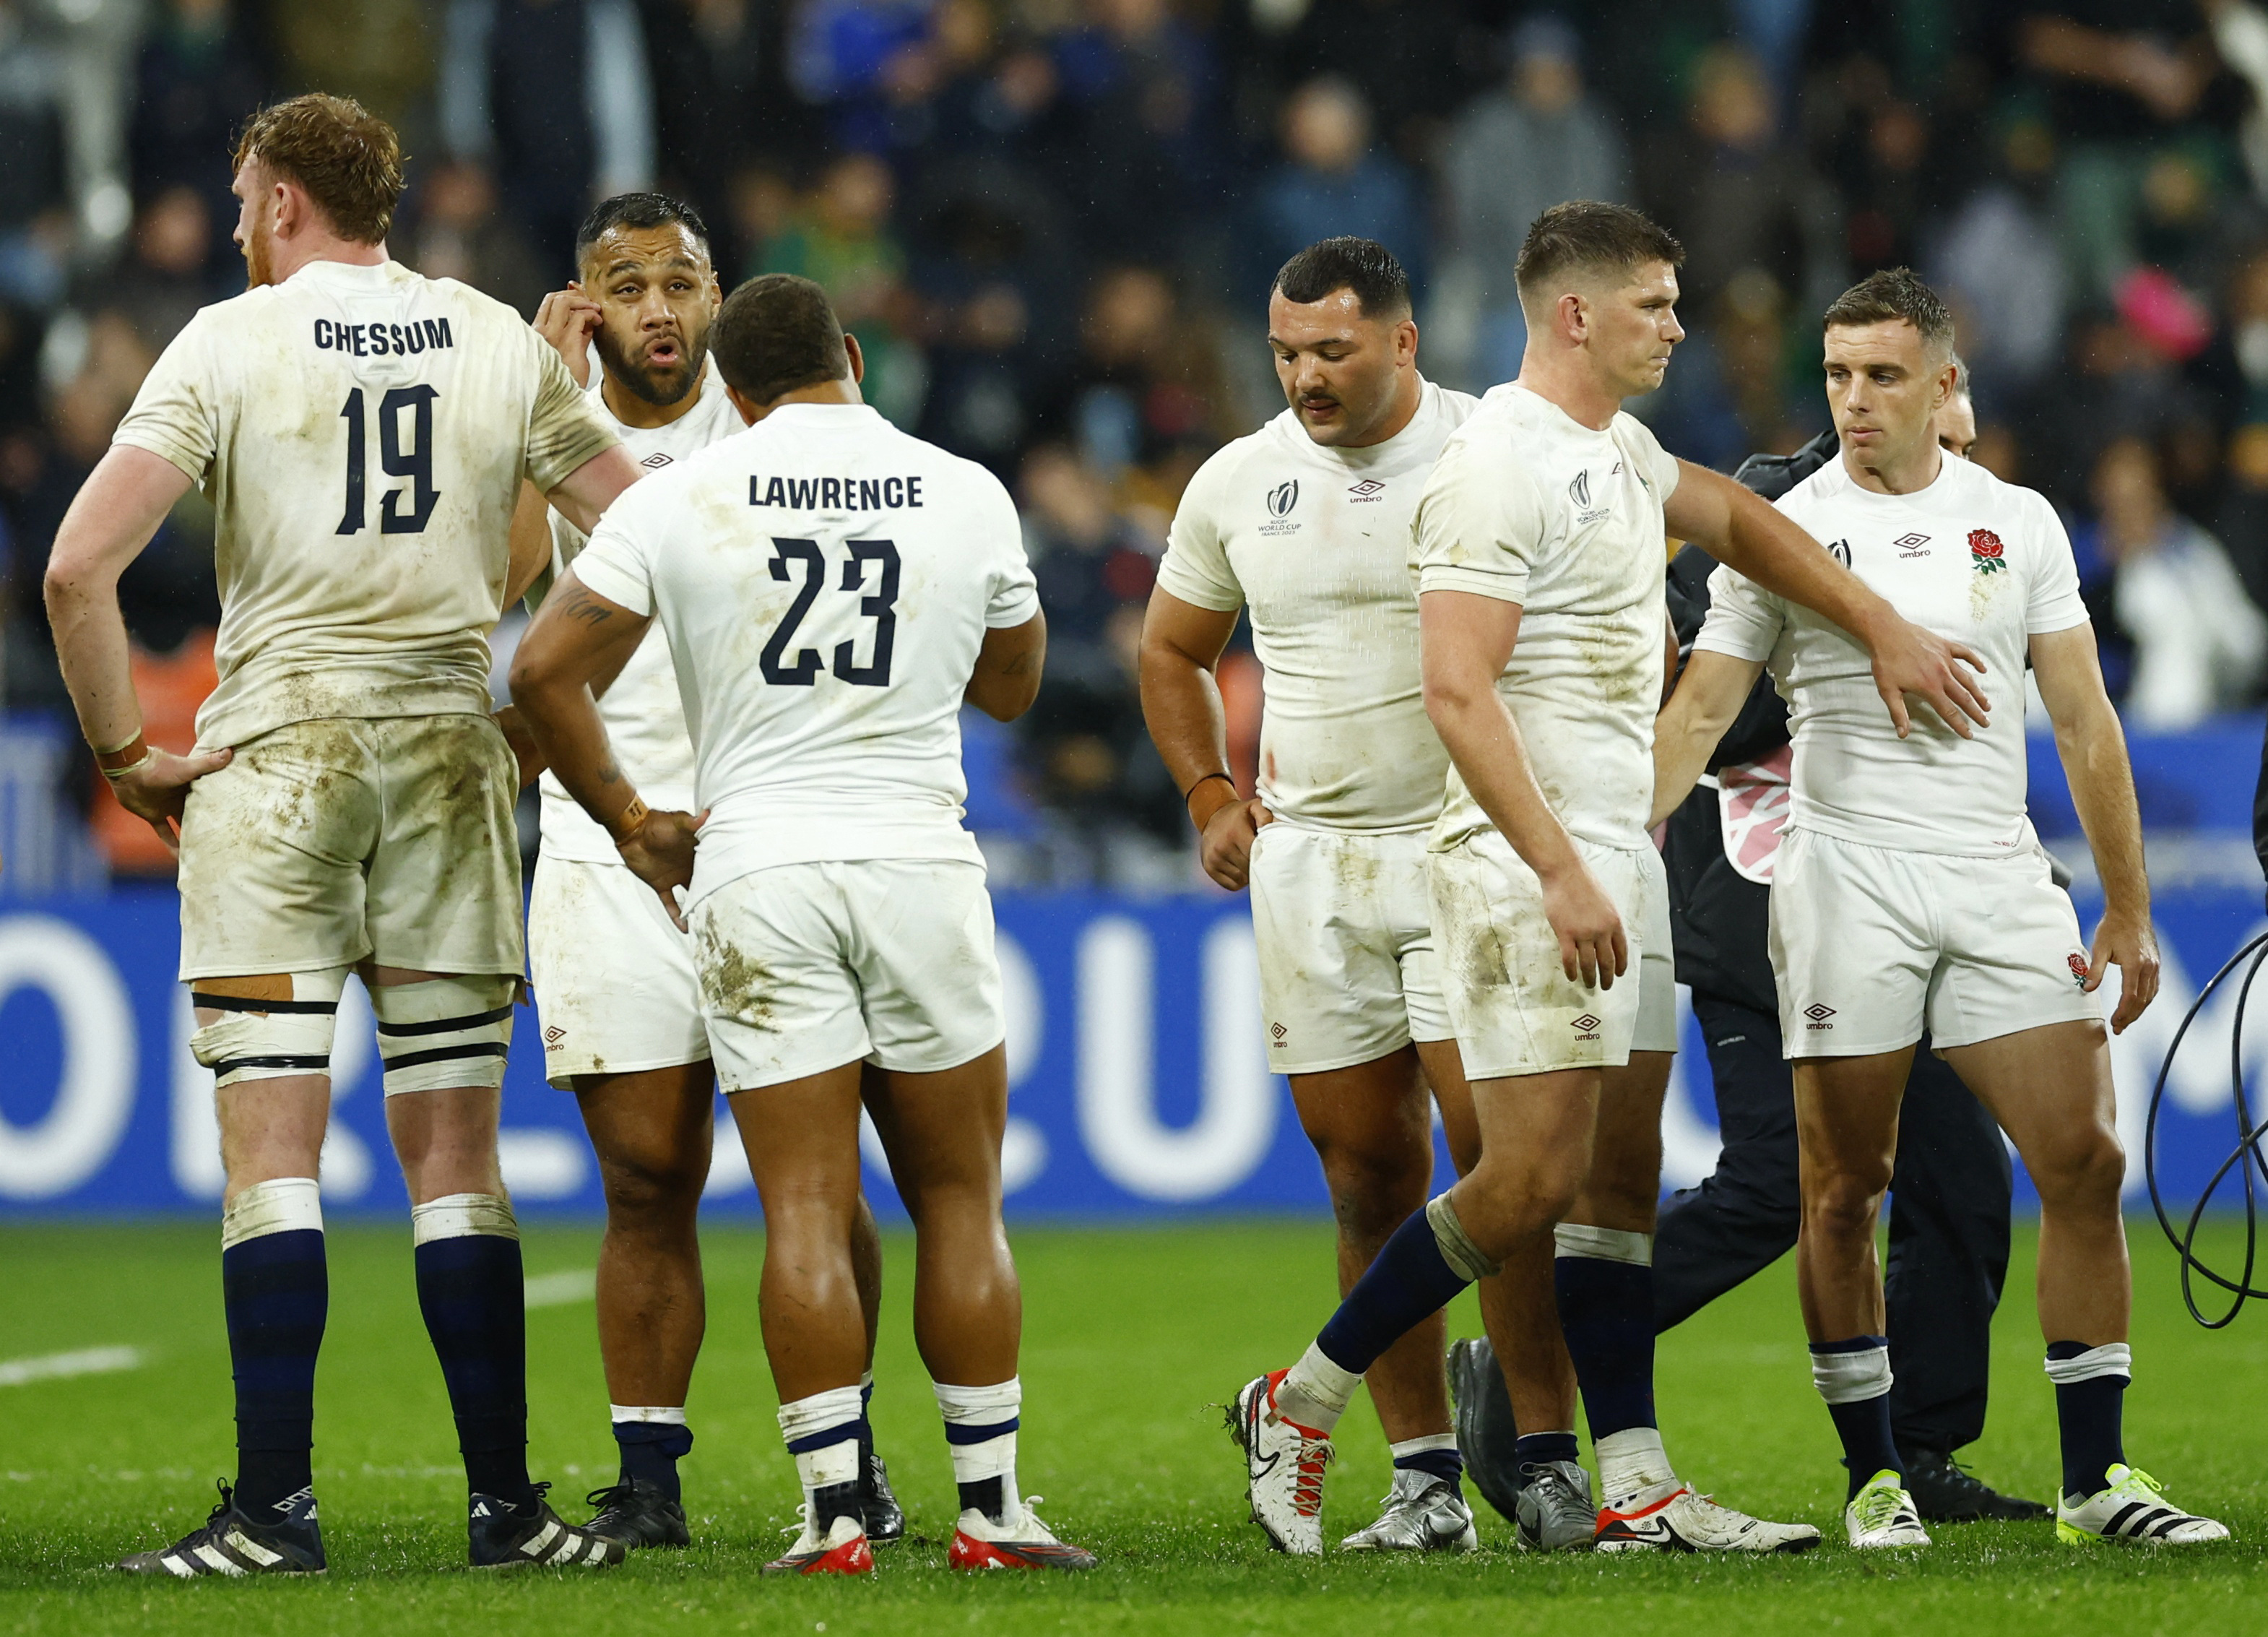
761,537,900,688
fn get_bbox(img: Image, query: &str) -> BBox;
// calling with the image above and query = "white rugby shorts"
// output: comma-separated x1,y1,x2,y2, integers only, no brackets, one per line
688,859,1005,1093
176,714,521,979
1249,824,1453,1075
1769,827,2099,1059
527,854,711,1087
1427,830,1675,1081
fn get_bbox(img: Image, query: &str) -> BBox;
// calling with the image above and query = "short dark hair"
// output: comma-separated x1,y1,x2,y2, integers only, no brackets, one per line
1272,236,1411,318
1514,201,1683,311
711,274,850,405
233,94,404,244
1822,267,1955,357
576,191,711,269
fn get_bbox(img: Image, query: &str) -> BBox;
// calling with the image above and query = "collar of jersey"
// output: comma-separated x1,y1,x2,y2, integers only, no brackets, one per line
1816,446,1962,506
1269,376,1440,472
285,256,407,291
759,401,883,426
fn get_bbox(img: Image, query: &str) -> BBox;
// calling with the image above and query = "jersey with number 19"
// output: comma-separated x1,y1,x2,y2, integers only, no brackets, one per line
112,256,617,979
571,401,1039,1091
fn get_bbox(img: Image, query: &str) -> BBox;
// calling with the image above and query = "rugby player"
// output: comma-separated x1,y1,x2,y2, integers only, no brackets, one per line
49,95,641,1575
507,191,903,1550
1229,202,1991,1555
511,275,1094,1576
1144,236,1585,1553
1654,268,2228,1549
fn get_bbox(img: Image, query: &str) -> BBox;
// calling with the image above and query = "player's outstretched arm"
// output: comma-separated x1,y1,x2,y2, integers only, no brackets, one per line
1663,458,1990,740
544,444,643,536
1419,588,1624,989
1138,589,1270,891
1650,649,1767,829
44,444,231,852
966,610,1047,722
510,569,700,924
2033,621,2158,1032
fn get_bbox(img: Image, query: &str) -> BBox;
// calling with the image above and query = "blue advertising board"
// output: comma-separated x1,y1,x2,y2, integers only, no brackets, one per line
1,882,2264,1221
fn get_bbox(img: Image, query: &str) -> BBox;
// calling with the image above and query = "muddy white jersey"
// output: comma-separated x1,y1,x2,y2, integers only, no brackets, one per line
1694,451,2088,857
113,257,617,749
532,361,742,863
1159,379,1478,832
571,401,1039,905
1411,383,1681,853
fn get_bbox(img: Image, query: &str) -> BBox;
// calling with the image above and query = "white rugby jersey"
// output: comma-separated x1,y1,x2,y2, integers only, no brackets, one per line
1159,379,1478,832
532,361,741,863
571,401,1039,904
1695,449,2088,857
113,258,617,749
1412,383,1681,854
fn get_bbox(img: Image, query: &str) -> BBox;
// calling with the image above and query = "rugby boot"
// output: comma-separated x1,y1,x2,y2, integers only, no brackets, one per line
861,1448,906,1545
1897,1446,2048,1522
1229,1371,1333,1555
1446,1335,1525,1524
763,1507,875,1576
116,1480,325,1577
1340,1468,1479,1552
1514,1459,1597,1552
582,1478,691,1549
1597,1478,1822,1553
948,1498,1099,1571
469,1483,626,1568
2056,1464,2228,1546
1845,1469,1931,1549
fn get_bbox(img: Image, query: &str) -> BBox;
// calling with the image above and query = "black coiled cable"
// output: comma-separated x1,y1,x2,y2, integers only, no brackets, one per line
2146,929,2268,1327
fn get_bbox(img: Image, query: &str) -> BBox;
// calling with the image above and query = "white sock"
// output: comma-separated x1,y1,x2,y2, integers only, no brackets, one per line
935,1378,1021,1524
1276,1342,1362,1435
777,1384,864,1525
1596,1427,1674,1503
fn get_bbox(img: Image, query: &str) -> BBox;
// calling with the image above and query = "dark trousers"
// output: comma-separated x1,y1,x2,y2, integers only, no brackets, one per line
1653,993,2014,1454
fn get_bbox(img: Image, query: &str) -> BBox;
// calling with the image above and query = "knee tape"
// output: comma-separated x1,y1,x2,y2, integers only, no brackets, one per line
410,1191,519,1244
370,975,516,1095
1809,1336,1893,1404
190,969,348,1089
2043,1342,2132,1386
221,1176,324,1249
1426,1193,1503,1281
1553,1223,1653,1266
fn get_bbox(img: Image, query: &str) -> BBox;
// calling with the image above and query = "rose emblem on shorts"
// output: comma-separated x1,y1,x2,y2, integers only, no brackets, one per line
1970,528,2007,573
2068,951,2090,988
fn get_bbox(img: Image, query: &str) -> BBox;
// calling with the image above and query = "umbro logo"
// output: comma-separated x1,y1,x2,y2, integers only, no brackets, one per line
1572,1013,1601,1040
1347,478,1385,501
639,452,673,469
1270,1021,1288,1042
1804,1003,1836,1031
1893,531,1930,557
543,1024,566,1046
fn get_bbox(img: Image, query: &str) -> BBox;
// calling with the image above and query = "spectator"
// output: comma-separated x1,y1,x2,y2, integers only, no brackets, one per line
754,152,923,425
1639,43,1840,318
644,0,791,257
1250,77,1425,303
441,0,656,267
1043,264,1235,484
1929,117,2069,399
398,160,549,314
1437,14,1629,389
129,0,268,259
0,2,72,309
2085,434,2267,726
106,186,221,353
1265,0,1473,167
266,0,436,147
1053,0,1226,269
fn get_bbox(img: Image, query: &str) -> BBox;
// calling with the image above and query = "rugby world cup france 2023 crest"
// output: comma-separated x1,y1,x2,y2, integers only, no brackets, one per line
1260,478,1301,536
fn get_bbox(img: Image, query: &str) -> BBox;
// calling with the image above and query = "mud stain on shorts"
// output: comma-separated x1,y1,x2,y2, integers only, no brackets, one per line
696,918,779,1033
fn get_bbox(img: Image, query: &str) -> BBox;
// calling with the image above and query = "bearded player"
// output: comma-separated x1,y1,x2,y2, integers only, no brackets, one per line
51,95,640,1575
1654,268,2227,1550
506,193,904,1550
1229,202,1991,1555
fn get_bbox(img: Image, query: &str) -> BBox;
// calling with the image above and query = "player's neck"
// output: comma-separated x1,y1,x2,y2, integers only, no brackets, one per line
602,367,706,431
1334,373,1423,449
1510,357,1621,431
1841,437,1942,497
269,236,389,285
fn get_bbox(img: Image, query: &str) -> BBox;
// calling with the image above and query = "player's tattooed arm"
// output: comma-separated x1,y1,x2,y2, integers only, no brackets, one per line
2032,621,2157,1031
1650,650,1765,829
966,610,1047,722
1663,459,1990,740
508,566,654,841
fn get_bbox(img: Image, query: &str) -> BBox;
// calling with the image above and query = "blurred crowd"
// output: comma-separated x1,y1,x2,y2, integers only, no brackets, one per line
9,1,2268,882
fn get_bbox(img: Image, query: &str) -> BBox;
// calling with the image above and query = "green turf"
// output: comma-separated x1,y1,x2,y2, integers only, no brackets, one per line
1,1217,2264,1634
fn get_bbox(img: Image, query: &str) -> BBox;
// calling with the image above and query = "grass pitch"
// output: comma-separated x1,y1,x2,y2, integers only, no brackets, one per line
1,1217,2263,1636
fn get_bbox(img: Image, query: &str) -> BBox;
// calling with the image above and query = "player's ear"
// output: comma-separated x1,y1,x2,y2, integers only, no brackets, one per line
843,332,867,386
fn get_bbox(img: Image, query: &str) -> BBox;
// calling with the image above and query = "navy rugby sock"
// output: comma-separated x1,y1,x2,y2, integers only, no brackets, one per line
412,1196,538,1511
613,1416,693,1501
1390,1435,1465,1490
2045,1342,2129,1500
1811,1336,1901,1501
222,1185,329,1517
1554,1248,1656,1441
1515,1430,1581,1470
1315,1208,1474,1376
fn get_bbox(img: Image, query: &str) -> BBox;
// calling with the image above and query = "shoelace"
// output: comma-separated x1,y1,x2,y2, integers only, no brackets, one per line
2108,1467,2166,1501
1851,1482,1909,1531
584,1482,634,1513
1291,1433,1334,1518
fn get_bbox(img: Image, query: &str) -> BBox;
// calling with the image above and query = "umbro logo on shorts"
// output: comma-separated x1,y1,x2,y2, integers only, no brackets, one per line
1572,1013,1601,1040
1269,1021,1288,1042
542,1024,566,1047
1804,1003,1836,1030
639,452,673,469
